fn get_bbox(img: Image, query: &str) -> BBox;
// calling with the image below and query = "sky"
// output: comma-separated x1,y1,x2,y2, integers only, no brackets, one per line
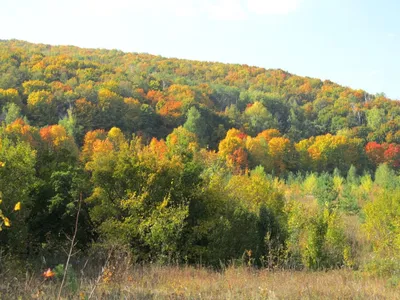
1,0,399,99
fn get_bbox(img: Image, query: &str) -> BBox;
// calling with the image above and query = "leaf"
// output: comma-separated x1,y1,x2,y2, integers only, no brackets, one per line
14,202,21,211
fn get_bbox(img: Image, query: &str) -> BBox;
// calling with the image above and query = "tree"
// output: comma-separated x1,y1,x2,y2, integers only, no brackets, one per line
166,126,198,160
59,108,82,142
244,102,278,135
0,135,37,252
268,137,296,175
27,90,57,126
384,143,400,170
122,98,141,133
363,189,400,267
374,163,397,190
22,80,49,95
73,98,96,143
2,102,23,124
96,88,125,130
305,134,363,173
346,165,359,185
0,88,21,109
245,135,270,170
314,173,338,207
366,107,386,131
365,142,385,167
218,128,248,172
183,106,207,146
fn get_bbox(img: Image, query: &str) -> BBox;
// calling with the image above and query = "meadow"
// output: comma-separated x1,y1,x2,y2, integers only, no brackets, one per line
2,263,399,299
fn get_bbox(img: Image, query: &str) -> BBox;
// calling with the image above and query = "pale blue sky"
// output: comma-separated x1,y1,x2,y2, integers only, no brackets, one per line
1,0,399,99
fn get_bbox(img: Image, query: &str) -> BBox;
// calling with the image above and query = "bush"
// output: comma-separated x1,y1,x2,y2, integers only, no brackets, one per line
286,202,351,270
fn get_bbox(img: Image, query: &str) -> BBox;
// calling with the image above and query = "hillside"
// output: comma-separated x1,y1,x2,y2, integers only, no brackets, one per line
1,39,400,298
1,39,399,143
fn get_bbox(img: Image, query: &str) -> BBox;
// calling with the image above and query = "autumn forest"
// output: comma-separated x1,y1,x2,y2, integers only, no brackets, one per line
1,39,400,298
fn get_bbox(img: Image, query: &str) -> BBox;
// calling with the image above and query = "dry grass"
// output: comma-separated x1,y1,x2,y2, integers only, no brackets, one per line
1,265,399,299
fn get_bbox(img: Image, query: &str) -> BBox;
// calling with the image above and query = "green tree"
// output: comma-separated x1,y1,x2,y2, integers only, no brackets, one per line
346,165,359,185
244,102,278,135
363,189,400,274
0,135,37,253
59,108,82,142
375,163,397,190
367,107,386,131
314,173,338,207
2,102,23,124
183,106,207,146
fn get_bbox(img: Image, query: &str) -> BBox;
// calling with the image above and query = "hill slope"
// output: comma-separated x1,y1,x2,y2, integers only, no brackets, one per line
0,40,400,275
0,39,398,146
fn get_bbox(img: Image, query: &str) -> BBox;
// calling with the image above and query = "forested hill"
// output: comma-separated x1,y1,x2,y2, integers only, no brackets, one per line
1,39,399,146
2,38,400,272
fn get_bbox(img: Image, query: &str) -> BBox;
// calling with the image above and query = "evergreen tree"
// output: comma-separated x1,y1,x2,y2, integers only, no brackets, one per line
184,106,207,146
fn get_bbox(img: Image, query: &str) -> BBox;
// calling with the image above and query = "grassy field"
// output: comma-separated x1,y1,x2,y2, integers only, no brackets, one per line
2,265,399,299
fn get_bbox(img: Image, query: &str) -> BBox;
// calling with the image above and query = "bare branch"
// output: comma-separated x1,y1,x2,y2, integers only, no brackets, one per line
57,193,82,300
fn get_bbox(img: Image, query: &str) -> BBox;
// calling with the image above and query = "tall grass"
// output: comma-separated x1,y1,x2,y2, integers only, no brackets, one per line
1,263,398,299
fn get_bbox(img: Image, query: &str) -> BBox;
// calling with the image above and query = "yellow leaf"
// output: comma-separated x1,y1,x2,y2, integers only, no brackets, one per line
14,202,21,211
4,217,10,227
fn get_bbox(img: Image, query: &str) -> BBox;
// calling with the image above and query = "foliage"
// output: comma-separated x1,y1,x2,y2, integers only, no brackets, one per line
0,39,399,276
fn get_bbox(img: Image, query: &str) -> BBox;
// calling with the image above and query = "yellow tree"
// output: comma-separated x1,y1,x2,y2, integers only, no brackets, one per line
27,90,57,125
303,134,363,172
219,128,248,172
81,129,108,162
22,80,49,95
0,88,21,107
268,137,295,175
